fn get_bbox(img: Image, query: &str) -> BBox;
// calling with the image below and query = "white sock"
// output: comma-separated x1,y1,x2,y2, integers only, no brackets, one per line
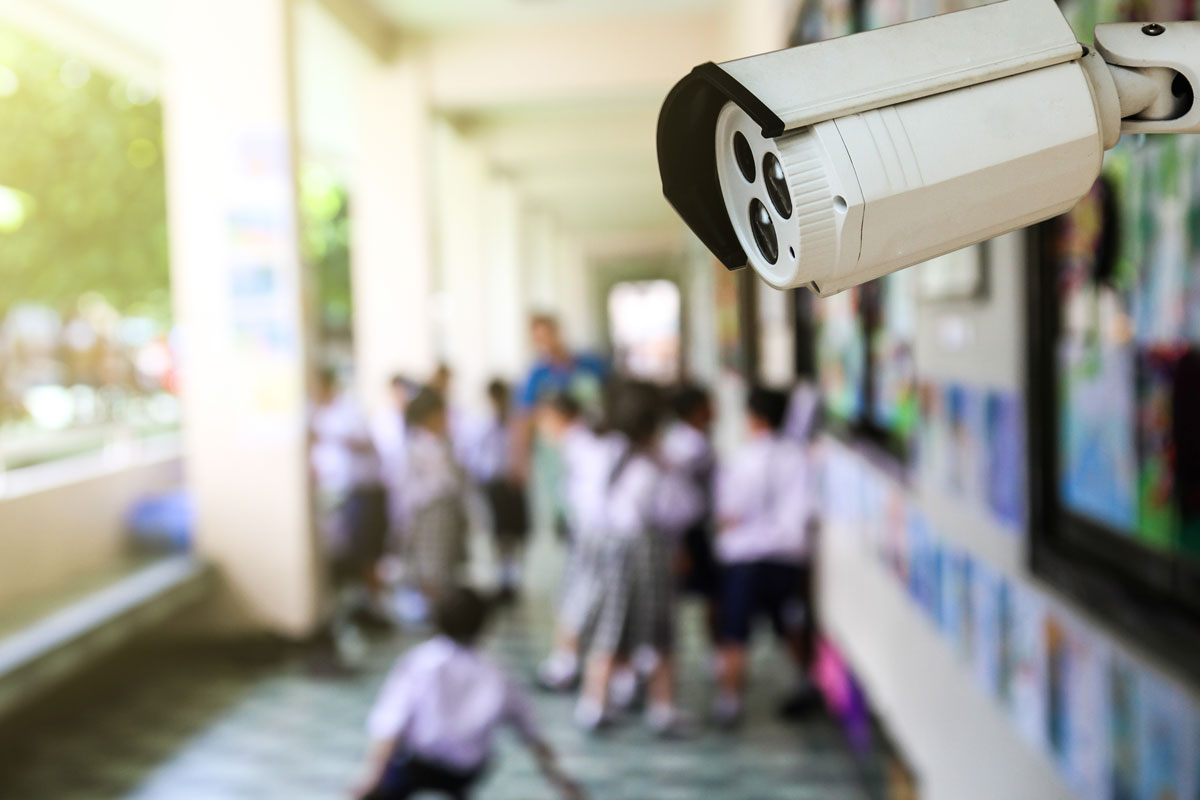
633,645,660,676
647,703,676,732
540,650,579,684
575,697,605,730
610,667,638,709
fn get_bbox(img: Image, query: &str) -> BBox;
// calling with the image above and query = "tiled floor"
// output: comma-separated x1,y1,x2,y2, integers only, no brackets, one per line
0,594,877,800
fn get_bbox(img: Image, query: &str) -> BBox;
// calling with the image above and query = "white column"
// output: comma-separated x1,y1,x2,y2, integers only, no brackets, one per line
522,209,560,313
551,234,583,349
482,177,527,379
432,120,493,412
350,51,437,413
163,0,321,636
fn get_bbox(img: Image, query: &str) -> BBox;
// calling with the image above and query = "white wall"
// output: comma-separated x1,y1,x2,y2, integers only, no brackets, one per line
0,446,182,609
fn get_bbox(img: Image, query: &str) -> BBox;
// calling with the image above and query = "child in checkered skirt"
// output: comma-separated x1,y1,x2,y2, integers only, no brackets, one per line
572,380,682,736
403,387,469,606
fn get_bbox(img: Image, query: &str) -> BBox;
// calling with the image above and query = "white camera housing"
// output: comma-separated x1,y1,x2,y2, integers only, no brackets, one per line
657,0,1200,295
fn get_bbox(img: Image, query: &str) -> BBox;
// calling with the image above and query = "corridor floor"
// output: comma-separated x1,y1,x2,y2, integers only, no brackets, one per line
0,598,877,800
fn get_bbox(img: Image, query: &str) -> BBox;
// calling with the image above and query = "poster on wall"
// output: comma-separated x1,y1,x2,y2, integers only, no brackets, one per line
1008,586,1048,752
945,383,986,504
1061,621,1108,799
985,390,1026,530
815,289,866,426
917,244,988,301
1109,656,1141,800
1136,671,1193,800
971,561,1003,696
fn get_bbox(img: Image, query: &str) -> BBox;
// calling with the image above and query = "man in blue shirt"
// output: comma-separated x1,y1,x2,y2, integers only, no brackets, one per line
514,314,608,537
518,314,608,417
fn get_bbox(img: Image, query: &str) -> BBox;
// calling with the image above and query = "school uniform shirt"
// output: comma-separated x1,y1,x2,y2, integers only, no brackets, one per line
657,421,715,538
560,425,615,539
604,446,689,540
311,393,382,495
715,432,814,565
367,636,539,772
372,409,409,530
460,411,510,485
404,427,462,513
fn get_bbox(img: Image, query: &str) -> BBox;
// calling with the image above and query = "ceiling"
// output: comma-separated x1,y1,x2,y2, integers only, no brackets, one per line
374,0,722,32
17,0,722,250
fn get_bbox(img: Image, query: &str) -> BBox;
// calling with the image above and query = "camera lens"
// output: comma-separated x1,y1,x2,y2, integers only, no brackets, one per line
749,198,778,264
763,152,792,219
733,132,755,182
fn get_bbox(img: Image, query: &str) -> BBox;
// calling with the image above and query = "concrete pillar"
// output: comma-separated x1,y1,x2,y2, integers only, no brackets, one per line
350,51,437,413
523,209,560,314
432,120,491,412
482,177,527,379
556,236,597,350
163,0,321,636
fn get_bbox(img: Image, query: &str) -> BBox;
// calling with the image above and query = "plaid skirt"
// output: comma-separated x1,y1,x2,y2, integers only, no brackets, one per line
408,494,468,590
576,532,674,657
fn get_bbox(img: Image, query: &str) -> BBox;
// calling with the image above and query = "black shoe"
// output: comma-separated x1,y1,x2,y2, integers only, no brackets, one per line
777,686,824,720
494,585,519,606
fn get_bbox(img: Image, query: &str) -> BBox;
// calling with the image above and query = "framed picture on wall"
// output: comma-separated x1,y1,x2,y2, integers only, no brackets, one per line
916,243,990,302
1026,0,1200,679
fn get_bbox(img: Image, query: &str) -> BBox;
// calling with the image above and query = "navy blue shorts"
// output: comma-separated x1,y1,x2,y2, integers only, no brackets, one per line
680,522,720,598
363,752,486,800
718,561,812,645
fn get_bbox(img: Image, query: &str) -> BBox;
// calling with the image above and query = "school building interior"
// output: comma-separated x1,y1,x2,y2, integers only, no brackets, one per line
0,1,1198,799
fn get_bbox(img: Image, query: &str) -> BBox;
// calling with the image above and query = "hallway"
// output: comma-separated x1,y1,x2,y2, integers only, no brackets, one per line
0,597,875,800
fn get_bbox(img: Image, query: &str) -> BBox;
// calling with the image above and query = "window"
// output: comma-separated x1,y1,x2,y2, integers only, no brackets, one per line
0,24,176,472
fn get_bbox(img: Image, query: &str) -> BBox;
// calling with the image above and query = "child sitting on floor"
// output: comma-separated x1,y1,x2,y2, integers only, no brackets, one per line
357,587,583,800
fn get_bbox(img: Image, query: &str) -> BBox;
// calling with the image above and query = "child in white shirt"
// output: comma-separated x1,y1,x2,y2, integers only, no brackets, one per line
712,386,820,727
357,588,581,800
659,384,718,640
463,379,529,602
404,388,468,605
574,381,682,736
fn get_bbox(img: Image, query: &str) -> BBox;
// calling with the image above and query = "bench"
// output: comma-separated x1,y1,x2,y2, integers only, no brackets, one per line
0,554,216,718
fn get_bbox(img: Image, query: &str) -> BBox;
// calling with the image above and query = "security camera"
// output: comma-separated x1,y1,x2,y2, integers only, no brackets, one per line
657,0,1200,295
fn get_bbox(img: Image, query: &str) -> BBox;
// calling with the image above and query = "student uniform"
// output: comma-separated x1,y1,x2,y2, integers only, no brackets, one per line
405,427,468,591
715,432,815,646
311,392,388,582
372,407,409,544
364,636,539,799
579,442,681,657
658,420,717,597
462,411,529,547
556,428,620,639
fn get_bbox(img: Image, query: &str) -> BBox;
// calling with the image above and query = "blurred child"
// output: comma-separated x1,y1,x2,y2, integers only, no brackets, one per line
712,386,820,727
464,379,529,602
659,384,718,641
358,587,582,800
404,387,468,605
574,381,681,736
311,368,389,629
372,374,418,547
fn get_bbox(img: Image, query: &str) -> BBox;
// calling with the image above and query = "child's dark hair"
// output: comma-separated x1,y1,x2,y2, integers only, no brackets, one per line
606,380,663,447
405,387,445,429
747,385,789,432
671,383,711,422
487,378,512,422
434,586,490,644
545,390,581,421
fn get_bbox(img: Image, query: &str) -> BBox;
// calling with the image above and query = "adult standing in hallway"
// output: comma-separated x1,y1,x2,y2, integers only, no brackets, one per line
514,314,608,539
